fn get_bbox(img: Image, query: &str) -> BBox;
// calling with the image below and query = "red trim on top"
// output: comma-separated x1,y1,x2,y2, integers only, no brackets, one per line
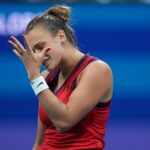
54,54,89,95
46,67,59,83
56,55,96,96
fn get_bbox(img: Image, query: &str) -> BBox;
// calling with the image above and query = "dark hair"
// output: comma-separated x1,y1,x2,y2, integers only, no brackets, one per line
25,5,77,47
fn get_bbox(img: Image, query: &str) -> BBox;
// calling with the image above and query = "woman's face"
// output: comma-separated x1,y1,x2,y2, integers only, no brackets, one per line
26,25,64,71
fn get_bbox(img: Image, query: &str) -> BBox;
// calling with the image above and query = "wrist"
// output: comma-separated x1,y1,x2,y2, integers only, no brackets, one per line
28,70,41,80
30,76,49,95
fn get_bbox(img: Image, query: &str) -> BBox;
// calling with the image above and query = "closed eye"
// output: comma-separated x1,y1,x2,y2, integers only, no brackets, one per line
32,41,46,52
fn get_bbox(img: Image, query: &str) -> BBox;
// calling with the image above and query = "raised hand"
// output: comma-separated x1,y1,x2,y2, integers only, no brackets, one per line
8,35,49,80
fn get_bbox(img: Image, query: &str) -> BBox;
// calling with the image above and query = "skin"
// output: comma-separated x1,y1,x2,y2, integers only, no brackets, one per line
8,25,113,150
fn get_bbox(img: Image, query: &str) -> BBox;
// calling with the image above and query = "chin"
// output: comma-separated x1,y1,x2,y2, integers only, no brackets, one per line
45,66,51,71
45,64,55,72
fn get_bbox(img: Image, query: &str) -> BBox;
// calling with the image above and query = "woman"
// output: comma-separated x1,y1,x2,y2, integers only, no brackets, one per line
8,5,113,150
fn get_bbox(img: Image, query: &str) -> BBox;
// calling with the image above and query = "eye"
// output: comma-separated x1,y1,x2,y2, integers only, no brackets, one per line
33,41,46,53
35,46,44,53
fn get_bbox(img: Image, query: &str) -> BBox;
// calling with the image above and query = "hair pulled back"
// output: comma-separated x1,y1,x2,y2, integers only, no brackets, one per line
26,5,77,47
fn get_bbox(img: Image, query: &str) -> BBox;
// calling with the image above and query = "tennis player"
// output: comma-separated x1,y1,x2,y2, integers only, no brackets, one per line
8,5,113,150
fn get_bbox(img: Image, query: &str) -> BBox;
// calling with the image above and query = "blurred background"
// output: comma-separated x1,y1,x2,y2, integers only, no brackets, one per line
0,0,150,150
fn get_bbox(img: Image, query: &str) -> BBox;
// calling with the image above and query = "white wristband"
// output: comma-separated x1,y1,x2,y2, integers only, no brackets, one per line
30,76,49,95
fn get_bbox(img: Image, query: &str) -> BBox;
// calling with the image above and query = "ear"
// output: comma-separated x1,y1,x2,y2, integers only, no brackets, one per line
57,30,67,43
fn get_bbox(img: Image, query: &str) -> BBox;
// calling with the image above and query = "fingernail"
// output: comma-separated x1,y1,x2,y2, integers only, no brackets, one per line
22,35,25,39
7,40,11,44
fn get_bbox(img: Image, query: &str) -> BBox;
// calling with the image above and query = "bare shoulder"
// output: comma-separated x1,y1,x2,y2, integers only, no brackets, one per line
92,60,112,72
81,59,113,81
41,70,49,79
78,59,113,102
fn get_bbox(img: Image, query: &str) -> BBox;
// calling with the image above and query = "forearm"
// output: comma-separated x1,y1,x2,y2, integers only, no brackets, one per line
38,89,70,131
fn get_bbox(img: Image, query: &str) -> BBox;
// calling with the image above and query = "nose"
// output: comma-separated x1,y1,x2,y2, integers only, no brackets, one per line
44,47,51,53
46,48,51,52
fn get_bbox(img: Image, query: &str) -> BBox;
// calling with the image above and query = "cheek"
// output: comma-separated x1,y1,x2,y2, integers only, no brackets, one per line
53,51,62,62
47,49,61,63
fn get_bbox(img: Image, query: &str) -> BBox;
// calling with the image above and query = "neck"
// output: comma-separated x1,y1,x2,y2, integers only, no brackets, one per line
59,48,84,79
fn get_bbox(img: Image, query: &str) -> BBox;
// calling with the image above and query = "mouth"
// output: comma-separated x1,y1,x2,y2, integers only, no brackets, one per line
43,58,50,67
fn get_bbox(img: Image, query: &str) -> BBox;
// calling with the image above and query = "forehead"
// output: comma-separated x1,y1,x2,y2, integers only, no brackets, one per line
25,26,53,46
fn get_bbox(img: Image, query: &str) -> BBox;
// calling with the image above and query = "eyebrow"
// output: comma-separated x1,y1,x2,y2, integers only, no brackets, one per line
32,41,46,51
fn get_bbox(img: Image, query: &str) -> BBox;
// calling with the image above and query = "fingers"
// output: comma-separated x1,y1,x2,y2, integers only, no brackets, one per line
8,35,51,60
8,36,26,56
10,36,26,52
35,47,51,57
22,34,33,54
8,40,22,54
12,49,22,59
